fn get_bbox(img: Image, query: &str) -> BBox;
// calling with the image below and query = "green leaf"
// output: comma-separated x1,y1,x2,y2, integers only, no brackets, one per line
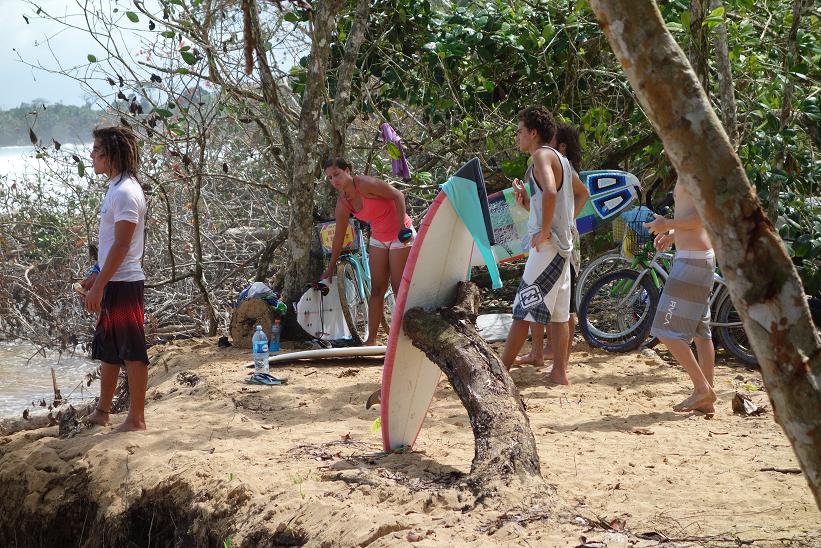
283,12,300,23
161,31,175,38
666,22,684,33
708,6,725,19
175,67,190,75
180,51,196,65
126,11,139,23
370,417,381,434
77,160,85,177
386,142,401,161
87,54,97,63
680,10,691,31
155,108,173,118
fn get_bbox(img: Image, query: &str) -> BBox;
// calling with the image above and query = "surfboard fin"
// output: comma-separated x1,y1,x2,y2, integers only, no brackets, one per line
365,388,381,410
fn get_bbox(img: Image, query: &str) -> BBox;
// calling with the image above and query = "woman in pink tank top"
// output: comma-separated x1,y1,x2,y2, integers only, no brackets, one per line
321,158,415,345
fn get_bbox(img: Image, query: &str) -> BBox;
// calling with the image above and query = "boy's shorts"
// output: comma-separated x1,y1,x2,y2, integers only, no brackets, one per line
512,241,571,325
650,250,715,341
91,280,150,365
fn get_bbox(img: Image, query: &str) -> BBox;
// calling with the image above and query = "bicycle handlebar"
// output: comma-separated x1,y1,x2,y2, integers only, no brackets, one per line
640,178,673,216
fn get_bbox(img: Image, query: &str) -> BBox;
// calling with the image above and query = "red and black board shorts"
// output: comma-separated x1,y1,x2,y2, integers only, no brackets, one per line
91,280,149,365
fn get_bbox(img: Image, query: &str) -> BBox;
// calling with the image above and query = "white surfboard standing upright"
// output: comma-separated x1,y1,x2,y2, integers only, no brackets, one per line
381,158,493,452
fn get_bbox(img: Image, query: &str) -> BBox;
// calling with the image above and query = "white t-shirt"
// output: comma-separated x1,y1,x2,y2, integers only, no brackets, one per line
98,174,147,282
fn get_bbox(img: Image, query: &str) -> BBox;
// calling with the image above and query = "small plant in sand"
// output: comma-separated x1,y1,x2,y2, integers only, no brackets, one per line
292,473,305,499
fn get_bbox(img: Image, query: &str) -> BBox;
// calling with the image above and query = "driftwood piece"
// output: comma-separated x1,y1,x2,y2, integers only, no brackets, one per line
403,282,547,497
230,298,276,348
0,402,95,437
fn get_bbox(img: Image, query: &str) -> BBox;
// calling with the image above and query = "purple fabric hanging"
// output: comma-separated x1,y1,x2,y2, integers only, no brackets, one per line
380,122,411,180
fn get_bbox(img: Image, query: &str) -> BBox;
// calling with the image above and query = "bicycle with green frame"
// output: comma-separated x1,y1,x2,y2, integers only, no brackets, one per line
317,219,393,344
577,214,756,365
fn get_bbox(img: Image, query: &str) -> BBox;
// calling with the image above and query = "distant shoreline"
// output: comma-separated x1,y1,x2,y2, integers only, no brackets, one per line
0,103,108,147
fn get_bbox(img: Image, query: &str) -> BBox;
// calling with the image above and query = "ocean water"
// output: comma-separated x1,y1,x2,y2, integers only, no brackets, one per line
0,144,98,418
0,343,97,418
0,142,92,183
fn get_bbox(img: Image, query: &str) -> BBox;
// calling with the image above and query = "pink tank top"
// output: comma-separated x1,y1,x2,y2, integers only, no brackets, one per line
342,180,412,242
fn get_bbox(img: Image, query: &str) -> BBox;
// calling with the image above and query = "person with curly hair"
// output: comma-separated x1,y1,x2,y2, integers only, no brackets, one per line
82,125,150,432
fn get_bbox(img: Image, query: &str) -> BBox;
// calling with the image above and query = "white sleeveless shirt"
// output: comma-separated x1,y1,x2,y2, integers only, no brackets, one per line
526,146,575,258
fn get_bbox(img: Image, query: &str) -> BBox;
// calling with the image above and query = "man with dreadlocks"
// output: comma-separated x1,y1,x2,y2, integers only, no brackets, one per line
82,125,150,432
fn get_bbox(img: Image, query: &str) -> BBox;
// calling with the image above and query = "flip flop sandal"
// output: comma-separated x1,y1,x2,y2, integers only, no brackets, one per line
244,373,287,385
257,373,288,384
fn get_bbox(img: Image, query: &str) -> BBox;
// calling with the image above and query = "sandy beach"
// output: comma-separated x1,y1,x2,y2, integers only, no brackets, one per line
0,335,818,546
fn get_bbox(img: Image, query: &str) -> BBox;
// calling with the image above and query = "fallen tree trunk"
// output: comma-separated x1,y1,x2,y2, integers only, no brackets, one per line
230,298,277,348
403,282,548,497
0,402,94,437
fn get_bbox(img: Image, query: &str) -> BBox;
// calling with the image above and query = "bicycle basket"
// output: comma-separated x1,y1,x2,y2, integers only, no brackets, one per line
613,206,655,256
318,219,360,257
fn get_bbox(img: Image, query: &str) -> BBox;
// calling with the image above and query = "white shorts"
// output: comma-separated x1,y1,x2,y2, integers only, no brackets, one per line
512,241,571,324
369,226,416,250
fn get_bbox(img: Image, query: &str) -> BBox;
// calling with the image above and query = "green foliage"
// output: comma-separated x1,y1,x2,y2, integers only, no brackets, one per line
0,104,106,147
344,0,819,287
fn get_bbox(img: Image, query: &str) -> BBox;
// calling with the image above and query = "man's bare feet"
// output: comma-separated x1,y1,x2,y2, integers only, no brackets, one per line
86,408,111,427
543,368,569,385
673,390,717,413
695,403,716,418
513,351,543,368
115,418,146,432
541,345,554,361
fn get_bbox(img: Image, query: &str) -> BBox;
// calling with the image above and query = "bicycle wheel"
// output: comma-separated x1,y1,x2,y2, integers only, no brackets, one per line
337,260,370,344
575,250,632,309
714,292,758,366
579,269,660,352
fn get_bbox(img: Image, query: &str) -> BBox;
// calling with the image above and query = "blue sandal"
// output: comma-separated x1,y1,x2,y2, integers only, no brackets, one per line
245,373,288,385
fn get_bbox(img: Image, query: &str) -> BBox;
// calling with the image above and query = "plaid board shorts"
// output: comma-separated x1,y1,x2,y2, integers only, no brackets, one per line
650,250,716,341
512,241,571,325
91,280,150,365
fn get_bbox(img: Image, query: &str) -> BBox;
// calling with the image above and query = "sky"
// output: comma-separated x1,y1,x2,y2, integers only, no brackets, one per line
0,0,304,110
0,0,134,108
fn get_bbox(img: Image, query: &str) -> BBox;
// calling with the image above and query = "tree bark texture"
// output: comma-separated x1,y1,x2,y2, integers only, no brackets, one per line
191,151,218,336
283,0,343,329
403,282,546,495
243,0,295,167
688,0,710,96
230,298,276,348
589,0,821,509
709,0,738,147
331,0,371,159
317,0,372,220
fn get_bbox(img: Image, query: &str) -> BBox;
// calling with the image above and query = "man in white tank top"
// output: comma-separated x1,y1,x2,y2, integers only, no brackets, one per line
501,107,589,385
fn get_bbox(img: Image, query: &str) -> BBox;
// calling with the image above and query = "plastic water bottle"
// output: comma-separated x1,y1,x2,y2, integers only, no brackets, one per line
252,325,269,374
270,320,282,353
